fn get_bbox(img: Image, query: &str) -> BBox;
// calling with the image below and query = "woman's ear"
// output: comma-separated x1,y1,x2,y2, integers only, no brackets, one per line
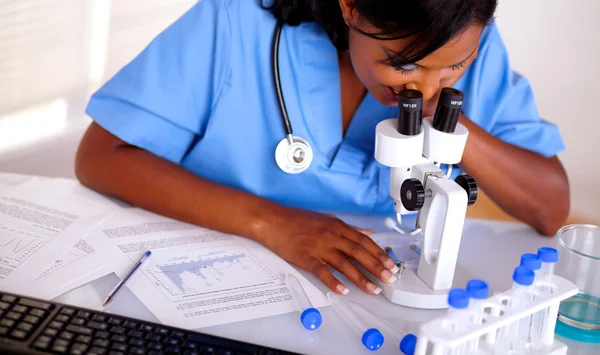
338,0,358,26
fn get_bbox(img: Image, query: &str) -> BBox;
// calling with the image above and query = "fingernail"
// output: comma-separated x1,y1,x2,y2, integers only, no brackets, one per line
373,286,382,295
381,269,393,281
390,265,400,274
336,284,349,295
383,258,396,270
387,274,398,284
366,282,379,293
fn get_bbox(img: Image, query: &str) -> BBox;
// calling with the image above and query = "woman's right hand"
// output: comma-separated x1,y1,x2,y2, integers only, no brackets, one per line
259,206,400,295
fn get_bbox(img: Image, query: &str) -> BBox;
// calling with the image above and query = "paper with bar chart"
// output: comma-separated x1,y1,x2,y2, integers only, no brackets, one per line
92,208,328,329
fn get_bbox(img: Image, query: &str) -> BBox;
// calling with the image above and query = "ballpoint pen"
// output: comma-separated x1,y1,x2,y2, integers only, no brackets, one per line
103,250,152,306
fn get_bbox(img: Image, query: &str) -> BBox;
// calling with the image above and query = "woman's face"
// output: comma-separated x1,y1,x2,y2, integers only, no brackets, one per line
344,10,483,115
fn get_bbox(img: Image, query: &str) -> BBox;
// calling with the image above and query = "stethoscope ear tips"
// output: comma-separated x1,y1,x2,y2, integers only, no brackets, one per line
275,136,313,174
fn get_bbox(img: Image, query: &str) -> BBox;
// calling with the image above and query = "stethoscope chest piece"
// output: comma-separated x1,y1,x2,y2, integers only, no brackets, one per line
275,136,313,174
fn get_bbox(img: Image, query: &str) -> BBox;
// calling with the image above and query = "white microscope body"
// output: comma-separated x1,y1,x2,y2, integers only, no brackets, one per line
370,88,478,309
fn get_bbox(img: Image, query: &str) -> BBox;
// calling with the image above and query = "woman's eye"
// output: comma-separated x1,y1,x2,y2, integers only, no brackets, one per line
450,61,467,71
397,63,418,74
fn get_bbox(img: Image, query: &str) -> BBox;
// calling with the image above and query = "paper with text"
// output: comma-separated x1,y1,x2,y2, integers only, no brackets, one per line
93,208,328,329
0,183,111,295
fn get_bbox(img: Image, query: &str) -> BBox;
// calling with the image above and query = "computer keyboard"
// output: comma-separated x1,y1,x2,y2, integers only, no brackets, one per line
0,291,301,355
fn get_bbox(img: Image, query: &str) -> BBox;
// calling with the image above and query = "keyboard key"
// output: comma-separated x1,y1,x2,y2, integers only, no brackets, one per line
92,338,110,348
7,311,22,320
16,322,33,332
49,321,64,329
0,326,10,336
43,328,58,337
71,342,89,353
77,310,91,319
140,324,153,332
71,317,86,326
59,331,75,341
12,305,27,313
55,339,70,347
217,350,235,355
124,320,138,328
155,327,170,336
111,334,126,343
108,351,124,355
88,320,108,331
0,319,15,328
129,337,145,346
1,295,17,303
110,326,126,334
96,331,110,339
55,314,70,322
38,335,52,343
18,298,51,310
0,302,11,310
147,342,162,350
148,352,163,355
171,330,186,338
92,314,107,322
66,324,92,335
146,334,161,342
166,345,180,353
130,347,145,355
30,309,46,318
24,315,40,324
183,341,197,349
75,334,92,344
108,317,122,326
89,347,107,355
33,339,51,350
112,343,127,351
60,308,76,316
164,337,179,346
129,330,143,338
183,351,199,355
200,345,216,353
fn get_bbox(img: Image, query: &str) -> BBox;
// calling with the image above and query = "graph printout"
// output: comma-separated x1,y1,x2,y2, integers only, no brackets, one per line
92,208,328,329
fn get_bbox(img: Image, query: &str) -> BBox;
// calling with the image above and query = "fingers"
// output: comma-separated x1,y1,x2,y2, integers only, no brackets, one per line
323,252,383,295
336,237,398,284
306,257,349,295
340,224,399,273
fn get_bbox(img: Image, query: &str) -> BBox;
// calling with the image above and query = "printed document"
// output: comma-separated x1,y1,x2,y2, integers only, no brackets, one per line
0,183,110,295
92,208,329,329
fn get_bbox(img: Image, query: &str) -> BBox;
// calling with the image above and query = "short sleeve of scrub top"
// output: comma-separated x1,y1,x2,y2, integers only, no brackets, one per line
86,0,231,164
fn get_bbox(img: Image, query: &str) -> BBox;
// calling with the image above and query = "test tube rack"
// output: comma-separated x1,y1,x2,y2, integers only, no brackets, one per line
413,275,578,355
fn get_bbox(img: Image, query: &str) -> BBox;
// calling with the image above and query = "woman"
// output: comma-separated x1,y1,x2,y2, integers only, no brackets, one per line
76,0,570,295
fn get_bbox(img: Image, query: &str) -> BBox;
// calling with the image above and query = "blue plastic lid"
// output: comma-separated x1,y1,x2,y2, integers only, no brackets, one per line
520,253,542,271
300,308,322,330
513,266,535,286
362,328,384,350
466,280,489,300
447,288,469,309
400,333,417,355
538,247,558,263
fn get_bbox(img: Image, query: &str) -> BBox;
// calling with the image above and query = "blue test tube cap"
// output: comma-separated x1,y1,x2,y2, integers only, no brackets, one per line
400,333,417,355
362,328,384,350
447,288,469,309
513,266,535,286
300,307,322,330
538,247,558,263
466,279,489,300
520,253,541,271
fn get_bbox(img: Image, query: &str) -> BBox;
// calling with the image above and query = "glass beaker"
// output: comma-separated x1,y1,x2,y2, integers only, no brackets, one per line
555,224,600,337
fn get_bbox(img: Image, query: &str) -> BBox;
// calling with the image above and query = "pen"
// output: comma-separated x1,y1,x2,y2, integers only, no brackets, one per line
103,250,152,306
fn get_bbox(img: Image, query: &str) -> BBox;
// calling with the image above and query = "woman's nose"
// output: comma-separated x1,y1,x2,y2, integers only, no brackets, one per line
405,72,441,101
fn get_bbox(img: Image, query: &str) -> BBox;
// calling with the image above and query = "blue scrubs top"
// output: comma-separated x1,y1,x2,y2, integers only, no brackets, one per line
86,0,565,217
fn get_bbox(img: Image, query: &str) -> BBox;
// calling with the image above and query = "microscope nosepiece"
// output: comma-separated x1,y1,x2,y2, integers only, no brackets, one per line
432,88,464,133
397,89,423,136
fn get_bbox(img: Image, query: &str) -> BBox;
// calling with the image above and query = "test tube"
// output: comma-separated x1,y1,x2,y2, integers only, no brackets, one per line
285,273,322,330
519,254,542,351
466,280,489,352
444,288,471,355
327,293,385,351
494,266,535,355
534,247,558,350
537,247,558,291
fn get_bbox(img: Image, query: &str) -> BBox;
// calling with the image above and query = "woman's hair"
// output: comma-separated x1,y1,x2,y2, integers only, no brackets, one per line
260,0,497,65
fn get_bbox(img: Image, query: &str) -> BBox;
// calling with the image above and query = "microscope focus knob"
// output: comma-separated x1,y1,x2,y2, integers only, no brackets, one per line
401,178,426,211
455,174,478,206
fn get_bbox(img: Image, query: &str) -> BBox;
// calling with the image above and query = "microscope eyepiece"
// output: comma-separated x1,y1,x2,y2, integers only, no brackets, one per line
397,89,423,136
432,87,464,133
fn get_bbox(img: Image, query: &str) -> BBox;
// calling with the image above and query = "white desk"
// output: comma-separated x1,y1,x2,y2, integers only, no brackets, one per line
0,173,596,354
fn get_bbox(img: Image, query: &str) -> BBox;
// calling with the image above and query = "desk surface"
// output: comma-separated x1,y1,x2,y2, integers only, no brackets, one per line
0,173,597,354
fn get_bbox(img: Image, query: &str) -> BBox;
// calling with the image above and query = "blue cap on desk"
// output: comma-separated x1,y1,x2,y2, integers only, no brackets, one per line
448,288,469,309
362,328,384,350
400,333,417,355
538,247,558,263
513,266,534,286
520,253,541,271
300,308,322,330
466,280,489,300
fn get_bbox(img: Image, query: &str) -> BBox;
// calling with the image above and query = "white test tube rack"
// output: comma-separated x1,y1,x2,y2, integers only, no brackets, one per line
413,275,578,355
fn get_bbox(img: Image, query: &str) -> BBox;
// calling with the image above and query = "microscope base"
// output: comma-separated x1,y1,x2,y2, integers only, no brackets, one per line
368,232,473,310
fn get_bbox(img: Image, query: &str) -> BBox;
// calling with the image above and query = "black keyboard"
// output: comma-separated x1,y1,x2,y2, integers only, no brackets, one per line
0,291,301,355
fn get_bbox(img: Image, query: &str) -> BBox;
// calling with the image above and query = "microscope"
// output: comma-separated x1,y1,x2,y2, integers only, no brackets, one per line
368,88,478,309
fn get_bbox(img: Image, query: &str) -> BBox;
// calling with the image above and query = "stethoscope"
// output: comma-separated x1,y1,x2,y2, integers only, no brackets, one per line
272,22,314,174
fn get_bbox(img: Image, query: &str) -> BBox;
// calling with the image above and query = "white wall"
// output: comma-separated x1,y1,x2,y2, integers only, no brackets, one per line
495,0,600,222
